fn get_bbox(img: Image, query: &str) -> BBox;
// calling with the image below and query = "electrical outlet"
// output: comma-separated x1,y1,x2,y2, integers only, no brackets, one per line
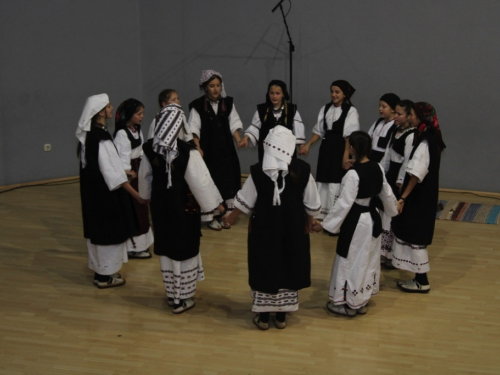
44,144,51,152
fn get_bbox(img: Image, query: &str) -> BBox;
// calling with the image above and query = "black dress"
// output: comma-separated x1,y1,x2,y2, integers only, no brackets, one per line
247,159,311,294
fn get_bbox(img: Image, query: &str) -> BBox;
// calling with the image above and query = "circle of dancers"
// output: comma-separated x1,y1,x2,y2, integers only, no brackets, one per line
76,70,446,327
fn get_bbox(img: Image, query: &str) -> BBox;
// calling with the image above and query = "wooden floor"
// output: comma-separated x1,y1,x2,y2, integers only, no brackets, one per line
0,183,499,375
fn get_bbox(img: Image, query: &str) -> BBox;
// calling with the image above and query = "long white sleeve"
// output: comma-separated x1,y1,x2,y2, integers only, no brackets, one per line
322,170,359,234
184,150,223,214
138,154,153,200
98,140,128,191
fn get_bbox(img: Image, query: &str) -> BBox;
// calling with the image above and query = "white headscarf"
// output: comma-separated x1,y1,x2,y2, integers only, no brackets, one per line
76,93,109,168
262,125,296,206
153,103,185,188
199,69,227,98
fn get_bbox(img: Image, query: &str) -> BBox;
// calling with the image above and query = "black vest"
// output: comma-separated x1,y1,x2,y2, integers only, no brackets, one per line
142,139,202,260
79,124,136,245
316,102,352,183
391,132,441,246
336,161,383,258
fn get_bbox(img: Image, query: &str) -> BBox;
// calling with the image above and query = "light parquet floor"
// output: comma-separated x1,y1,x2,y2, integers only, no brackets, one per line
0,184,499,374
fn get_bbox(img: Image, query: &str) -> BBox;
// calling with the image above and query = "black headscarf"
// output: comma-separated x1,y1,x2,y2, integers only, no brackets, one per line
379,93,401,110
114,98,144,137
331,80,356,103
265,80,290,107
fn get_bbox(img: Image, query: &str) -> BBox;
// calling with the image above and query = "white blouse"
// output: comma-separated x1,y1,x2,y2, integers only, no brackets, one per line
312,105,360,138
234,173,321,217
114,129,144,171
138,149,223,216
322,164,398,234
380,129,415,185
368,119,395,153
188,103,243,139
406,139,430,183
97,140,128,191
245,109,305,146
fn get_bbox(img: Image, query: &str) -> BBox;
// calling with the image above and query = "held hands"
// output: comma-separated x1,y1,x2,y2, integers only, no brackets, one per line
308,217,323,233
298,144,310,156
342,157,354,170
238,136,249,148
136,195,150,205
126,170,137,180
397,199,405,214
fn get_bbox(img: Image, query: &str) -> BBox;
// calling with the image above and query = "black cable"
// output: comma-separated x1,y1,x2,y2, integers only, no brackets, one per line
284,0,292,17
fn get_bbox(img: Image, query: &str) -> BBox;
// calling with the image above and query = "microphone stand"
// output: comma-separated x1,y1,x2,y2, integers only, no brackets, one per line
272,0,295,103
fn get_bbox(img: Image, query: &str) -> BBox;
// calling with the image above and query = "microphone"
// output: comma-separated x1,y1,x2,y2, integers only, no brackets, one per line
271,0,285,13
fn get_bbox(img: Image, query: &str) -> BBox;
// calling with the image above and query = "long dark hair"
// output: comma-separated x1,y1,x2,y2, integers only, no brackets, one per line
349,131,372,161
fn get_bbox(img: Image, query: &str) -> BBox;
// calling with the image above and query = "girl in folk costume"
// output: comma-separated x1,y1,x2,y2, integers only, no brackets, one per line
139,102,224,314
391,103,446,293
239,80,306,162
367,93,400,163
379,100,417,268
188,70,243,231
321,131,398,316
299,80,360,221
113,99,154,259
223,126,322,330
147,89,193,142
77,94,147,289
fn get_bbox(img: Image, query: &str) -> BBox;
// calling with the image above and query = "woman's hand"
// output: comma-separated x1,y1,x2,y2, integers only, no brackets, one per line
298,144,310,156
238,136,249,148
342,157,354,170
397,199,405,214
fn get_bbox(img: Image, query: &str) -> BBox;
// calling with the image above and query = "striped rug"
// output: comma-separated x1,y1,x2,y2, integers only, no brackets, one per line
436,200,500,224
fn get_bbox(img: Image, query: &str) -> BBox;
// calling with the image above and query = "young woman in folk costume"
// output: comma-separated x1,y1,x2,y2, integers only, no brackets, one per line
367,93,400,163
77,94,147,289
239,80,306,162
320,131,398,316
391,102,446,293
147,89,193,143
188,70,243,231
378,100,417,268
223,126,322,330
139,102,224,314
113,99,154,259
299,80,360,222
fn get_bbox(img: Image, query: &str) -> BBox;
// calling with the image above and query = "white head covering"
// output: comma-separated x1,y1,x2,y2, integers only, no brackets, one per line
76,93,109,168
199,69,227,98
262,125,296,206
153,103,185,188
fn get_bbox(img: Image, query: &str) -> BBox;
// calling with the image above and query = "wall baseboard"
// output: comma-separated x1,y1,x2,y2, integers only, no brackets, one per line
1,176,498,199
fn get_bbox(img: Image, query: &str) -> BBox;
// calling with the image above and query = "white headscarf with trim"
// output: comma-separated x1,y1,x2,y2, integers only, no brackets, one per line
76,93,109,168
200,69,227,98
262,125,296,206
153,103,186,188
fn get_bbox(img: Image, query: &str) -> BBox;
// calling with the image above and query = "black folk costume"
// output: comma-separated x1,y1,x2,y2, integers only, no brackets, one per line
322,161,397,310
188,95,241,206
244,80,305,163
379,127,416,259
312,103,360,219
368,118,397,163
391,131,441,273
77,94,136,279
114,99,153,257
234,126,321,313
368,93,400,163
391,102,446,283
139,103,223,306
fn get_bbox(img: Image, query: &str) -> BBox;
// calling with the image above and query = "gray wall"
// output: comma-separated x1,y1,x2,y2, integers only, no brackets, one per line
1,1,499,192
0,0,142,185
